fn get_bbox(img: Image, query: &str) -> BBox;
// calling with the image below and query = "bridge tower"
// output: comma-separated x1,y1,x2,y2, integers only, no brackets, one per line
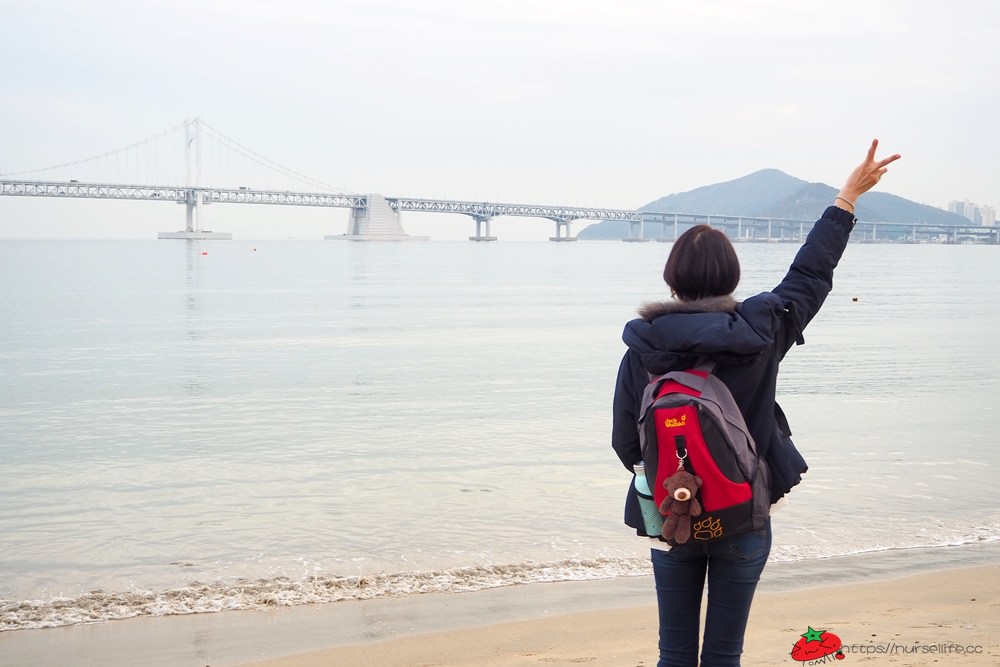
158,117,232,240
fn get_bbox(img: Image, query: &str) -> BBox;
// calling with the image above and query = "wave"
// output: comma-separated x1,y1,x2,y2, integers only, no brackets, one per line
4,530,1000,632
0,557,649,632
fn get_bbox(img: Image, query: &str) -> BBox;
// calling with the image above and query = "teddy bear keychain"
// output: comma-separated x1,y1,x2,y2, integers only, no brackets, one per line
659,455,703,544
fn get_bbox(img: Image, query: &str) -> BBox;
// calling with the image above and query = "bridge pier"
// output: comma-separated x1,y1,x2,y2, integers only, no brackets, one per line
549,219,577,242
630,213,678,242
328,194,428,241
624,218,648,242
469,215,497,241
655,220,672,242
158,188,232,239
185,190,201,232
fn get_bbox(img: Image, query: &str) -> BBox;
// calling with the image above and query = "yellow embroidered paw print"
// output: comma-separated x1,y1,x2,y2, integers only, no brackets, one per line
693,516,723,540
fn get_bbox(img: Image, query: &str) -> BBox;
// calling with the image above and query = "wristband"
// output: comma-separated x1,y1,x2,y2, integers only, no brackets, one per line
835,195,855,211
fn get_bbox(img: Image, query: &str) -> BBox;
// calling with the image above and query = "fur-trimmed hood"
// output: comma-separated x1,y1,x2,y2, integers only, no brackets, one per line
622,294,777,374
637,295,739,321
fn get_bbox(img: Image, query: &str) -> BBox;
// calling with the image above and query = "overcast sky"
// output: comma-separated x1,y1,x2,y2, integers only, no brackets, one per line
1,0,997,240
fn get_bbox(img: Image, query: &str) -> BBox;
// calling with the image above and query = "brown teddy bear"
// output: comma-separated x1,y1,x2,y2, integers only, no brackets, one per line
659,469,703,544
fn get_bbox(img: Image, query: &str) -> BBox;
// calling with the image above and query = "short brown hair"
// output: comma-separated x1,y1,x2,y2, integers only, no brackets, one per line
663,225,740,301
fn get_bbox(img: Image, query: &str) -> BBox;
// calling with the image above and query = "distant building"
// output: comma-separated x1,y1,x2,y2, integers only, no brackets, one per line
948,199,974,219
982,205,996,227
948,199,987,225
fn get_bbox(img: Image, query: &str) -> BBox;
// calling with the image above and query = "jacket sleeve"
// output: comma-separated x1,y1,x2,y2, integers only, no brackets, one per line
612,350,643,471
771,205,856,356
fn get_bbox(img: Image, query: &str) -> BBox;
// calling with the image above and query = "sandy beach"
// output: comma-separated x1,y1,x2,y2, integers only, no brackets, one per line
5,558,997,666
238,563,999,667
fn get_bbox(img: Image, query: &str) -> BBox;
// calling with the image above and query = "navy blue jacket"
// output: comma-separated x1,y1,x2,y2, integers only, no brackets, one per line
612,206,856,534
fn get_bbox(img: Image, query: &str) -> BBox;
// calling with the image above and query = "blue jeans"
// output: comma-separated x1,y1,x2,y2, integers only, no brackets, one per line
651,519,771,667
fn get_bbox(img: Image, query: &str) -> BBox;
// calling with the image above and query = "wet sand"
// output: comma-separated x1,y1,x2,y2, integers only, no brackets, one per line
240,564,1000,667
2,560,997,667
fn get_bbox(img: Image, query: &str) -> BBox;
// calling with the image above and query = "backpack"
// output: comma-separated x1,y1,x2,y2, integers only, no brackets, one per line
638,365,770,545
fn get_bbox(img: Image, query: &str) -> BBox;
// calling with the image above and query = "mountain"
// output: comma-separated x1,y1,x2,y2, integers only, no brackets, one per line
578,169,970,239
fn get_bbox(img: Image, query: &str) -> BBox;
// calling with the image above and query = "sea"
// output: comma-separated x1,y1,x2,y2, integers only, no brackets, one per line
2,235,999,633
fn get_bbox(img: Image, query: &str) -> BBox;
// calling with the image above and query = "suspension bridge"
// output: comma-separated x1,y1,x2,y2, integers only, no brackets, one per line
0,118,640,242
1,119,996,243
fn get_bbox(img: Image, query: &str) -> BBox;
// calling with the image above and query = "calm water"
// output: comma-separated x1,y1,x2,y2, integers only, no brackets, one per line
1,236,999,630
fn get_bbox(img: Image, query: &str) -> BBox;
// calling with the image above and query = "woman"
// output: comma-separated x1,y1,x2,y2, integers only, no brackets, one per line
612,140,901,666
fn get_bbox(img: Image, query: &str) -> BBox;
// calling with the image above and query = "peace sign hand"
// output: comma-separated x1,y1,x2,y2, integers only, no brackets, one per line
839,139,902,208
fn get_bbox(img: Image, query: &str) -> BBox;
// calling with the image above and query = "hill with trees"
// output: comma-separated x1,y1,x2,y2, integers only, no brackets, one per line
578,169,969,239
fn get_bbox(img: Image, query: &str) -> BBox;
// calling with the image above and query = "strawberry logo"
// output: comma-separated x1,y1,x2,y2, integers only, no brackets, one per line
790,626,844,662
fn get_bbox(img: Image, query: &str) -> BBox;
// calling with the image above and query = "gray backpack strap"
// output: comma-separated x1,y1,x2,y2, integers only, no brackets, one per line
659,367,772,530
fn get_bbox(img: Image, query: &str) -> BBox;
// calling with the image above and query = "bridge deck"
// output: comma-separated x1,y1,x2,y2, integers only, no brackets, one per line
2,179,996,242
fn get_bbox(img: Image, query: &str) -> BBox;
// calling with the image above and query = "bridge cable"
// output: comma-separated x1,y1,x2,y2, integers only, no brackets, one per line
199,122,351,194
0,121,187,178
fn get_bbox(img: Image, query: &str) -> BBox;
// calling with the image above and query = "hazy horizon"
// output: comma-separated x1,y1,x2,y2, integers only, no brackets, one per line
1,0,997,241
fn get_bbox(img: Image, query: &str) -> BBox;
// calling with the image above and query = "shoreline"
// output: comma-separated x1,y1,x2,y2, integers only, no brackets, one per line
2,544,999,666
243,563,1000,667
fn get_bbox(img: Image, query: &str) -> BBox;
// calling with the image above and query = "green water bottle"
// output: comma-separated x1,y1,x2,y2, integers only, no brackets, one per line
633,462,664,536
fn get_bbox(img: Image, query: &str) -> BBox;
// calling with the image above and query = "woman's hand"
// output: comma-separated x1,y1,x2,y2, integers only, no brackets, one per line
836,139,902,212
